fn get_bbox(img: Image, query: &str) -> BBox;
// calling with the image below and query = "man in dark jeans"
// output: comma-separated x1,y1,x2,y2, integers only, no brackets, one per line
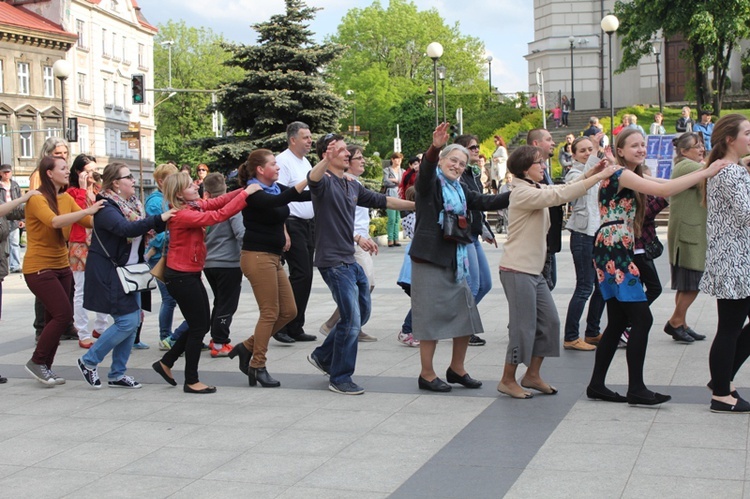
306,134,413,394
275,121,317,344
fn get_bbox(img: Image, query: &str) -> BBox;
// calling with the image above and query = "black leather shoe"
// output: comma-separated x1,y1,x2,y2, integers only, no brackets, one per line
685,327,706,341
249,367,281,388
152,361,177,386
627,390,671,405
710,397,750,413
446,367,482,388
228,343,252,375
0,375,7,384
273,332,296,344
291,333,317,342
418,376,452,392
184,384,217,394
664,322,694,343
586,385,627,403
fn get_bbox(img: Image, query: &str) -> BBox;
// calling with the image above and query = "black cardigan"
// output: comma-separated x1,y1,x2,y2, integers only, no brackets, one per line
409,145,510,270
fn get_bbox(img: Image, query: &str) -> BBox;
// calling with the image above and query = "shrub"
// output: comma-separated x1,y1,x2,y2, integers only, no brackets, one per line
369,216,387,237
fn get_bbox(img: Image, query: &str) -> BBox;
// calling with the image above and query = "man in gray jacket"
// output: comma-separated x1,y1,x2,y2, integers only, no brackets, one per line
0,165,22,272
203,173,245,358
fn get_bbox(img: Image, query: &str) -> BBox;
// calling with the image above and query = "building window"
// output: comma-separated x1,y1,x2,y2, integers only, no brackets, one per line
77,73,87,102
17,62,29,95
122,83,128,110
43,66,54,97
113,79,118,108
112,129,119,157
76,20,86,49
122,36,127,62
0,60,4,93
112,32,117,59
103,77,110,106
102,28,108,56
138,43,145,68
78,124,89,154
45,127,60,139
111,0,119,11
19,124,33,158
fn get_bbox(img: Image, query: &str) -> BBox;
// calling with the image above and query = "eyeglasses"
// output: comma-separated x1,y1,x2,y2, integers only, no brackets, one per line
349,155,364,161
116,174,134,181
197,168,207,172
467,145,480,151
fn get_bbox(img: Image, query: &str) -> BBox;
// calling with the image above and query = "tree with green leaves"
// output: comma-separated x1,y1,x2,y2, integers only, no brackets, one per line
326,0,487,155
153,21,243,167
614,0,750,115
208,0,344,169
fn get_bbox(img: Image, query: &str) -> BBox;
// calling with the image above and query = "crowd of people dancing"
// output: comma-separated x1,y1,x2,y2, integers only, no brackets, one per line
1,113,749,413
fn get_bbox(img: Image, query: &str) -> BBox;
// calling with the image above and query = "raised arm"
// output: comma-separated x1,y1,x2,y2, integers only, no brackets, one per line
0,189,39,218
308,141,337,183
619,160,727,198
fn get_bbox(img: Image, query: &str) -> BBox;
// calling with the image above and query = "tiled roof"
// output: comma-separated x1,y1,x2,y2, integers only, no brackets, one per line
0,2,77,39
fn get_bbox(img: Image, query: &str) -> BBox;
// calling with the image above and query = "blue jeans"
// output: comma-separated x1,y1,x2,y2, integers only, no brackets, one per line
466,236,492,305
82,295,141,381
313,263,371,384
8,228,20,270
151,257,187,340
564,231,605,341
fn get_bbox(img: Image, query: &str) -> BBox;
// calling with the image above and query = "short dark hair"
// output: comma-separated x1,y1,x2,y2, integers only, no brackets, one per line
507,145,543,179
316,133,344,158
202,172,226,197
454,134,478,148
286,121,310,140
700,110,711,117
526,128,547,146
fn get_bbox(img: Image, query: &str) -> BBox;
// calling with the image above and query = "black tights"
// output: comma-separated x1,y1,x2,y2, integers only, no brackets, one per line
589,299,653,394
709,298,750,397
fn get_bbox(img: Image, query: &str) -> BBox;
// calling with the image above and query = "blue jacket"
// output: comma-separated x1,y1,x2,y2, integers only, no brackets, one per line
84,198,166,316
145,190,169,261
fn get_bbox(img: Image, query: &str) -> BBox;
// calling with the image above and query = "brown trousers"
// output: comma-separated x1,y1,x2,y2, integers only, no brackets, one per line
240,251,297,368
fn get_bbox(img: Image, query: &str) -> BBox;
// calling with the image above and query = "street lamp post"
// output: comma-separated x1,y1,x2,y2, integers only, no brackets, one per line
160,40,175,89
426,42,443,127
601,14,620,147
568,35,576,111
437,65,446,124
652,41,663,114
52,59,72,140
346,89,357,136
486,55,493,97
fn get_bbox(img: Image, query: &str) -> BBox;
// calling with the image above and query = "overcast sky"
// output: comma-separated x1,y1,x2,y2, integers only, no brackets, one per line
136,0,533,93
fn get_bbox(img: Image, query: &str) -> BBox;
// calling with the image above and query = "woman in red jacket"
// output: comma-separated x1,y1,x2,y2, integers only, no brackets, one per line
152,172,259,394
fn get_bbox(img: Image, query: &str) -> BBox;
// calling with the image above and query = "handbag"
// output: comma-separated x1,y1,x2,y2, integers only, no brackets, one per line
644,237,664,260
150,255,167,283
93,227,156,294
442,212,472,245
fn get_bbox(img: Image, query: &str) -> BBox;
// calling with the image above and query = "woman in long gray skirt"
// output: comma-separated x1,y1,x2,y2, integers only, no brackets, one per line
410,123,509,392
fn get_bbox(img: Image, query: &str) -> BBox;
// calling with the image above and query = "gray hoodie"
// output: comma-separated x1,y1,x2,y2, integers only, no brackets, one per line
204,212,244,268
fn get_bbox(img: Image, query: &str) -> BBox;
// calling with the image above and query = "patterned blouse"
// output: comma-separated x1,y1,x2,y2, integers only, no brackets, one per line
700,163,750,299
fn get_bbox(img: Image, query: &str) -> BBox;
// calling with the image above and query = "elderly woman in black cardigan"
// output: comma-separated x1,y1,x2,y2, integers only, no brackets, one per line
410,123,510,392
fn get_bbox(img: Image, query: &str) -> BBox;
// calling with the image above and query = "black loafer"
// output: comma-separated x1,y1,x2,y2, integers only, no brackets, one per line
418,376,452,392
273,332,296,344
184,384,217,394
685,327,706,341
586,385,627,403
627,391,671,405
291,333,317,342
710,397,750,413
0,375,7,384
664,322,694,343
446,367,482,388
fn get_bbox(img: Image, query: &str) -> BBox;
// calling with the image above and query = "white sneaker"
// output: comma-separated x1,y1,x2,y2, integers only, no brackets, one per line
397,331,420,347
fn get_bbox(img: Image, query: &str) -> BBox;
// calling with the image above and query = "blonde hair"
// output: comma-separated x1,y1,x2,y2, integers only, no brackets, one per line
162,172,194,210
154,163,179,186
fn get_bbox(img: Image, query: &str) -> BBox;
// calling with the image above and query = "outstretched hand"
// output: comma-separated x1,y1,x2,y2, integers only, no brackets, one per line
432,122,450,149
595,164,621,181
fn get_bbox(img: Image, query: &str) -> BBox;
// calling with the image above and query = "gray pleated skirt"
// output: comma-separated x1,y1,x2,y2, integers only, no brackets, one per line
411,260,483,341
670,264,703,291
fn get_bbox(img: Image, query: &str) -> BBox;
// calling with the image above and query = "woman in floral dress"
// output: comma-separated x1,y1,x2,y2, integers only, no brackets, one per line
587,128,727,406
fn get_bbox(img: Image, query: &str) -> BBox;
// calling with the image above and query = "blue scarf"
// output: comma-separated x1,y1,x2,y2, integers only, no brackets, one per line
248,177,280,195
436,168,469,282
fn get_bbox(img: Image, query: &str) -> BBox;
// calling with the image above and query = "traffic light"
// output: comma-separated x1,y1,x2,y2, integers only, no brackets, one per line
131,74,145,104
66,117,78,142
450,124,458,140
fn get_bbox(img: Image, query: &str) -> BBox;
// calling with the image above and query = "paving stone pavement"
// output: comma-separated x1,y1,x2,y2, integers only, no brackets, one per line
1,228,748,498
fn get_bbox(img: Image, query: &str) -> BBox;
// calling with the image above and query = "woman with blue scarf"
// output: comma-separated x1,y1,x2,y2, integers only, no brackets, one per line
498,146,615,399
410,123,511,392
230,149,310,387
